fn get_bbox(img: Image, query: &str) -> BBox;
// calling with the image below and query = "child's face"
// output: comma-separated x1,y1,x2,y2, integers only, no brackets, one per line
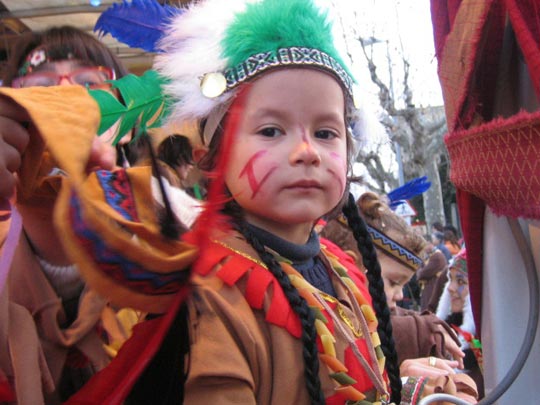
378,253,414,312
225,68,348,243
448,267,469,312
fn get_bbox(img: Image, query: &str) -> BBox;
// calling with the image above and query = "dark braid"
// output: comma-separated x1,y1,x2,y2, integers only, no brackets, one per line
342,193,402,404
237,222,325,405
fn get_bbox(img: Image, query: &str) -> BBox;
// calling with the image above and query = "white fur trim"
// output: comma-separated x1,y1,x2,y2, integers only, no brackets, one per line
435,279,451,320
151,176,203,229
154,0,253,125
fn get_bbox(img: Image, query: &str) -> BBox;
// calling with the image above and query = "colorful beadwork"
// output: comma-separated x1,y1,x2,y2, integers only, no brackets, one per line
223,47,354,97
208,239,390,403
366,225,423,271
279,246,390,404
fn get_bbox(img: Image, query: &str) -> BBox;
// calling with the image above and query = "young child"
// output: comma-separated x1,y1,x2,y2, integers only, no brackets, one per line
148,1,401,402
321,192,465,368
126,1,475,403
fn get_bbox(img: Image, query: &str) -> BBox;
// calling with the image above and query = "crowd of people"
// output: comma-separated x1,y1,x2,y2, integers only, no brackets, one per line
0,0,483,404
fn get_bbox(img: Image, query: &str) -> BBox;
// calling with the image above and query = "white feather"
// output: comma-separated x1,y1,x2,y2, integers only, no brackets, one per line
154,0,252,125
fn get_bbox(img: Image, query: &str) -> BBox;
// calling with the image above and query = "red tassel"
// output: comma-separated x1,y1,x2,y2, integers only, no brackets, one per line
191,85,251,270
0,380,16,403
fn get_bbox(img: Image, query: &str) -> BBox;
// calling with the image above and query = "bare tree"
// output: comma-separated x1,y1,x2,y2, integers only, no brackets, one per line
333,5,448,229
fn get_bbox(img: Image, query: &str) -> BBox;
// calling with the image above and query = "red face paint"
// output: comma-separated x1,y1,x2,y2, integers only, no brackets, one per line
239,150,277,198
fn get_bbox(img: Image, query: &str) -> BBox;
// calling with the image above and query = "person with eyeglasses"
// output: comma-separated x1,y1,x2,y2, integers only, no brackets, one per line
0,26,135,404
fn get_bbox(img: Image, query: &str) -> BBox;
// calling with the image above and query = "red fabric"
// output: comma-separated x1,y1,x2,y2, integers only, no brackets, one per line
430,0,463,59
266,284,300,336
245,266,273,309
64,287,190,405
505,0,540,98
217,257,251,286
445,109,540,220
430,0,506,331
455,190,485,333
0,380,15,403
434,0,504,131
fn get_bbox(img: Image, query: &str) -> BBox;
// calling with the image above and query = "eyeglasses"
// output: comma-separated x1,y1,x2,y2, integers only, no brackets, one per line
12,66,115,89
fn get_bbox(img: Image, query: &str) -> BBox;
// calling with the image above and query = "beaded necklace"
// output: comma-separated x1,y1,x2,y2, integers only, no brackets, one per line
213,237,391,404
278,245,390,404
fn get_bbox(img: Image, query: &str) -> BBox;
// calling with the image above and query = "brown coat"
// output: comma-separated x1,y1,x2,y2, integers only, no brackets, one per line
392,307,460,365
0,231,111,404
184,234,388,404
416,249,448,312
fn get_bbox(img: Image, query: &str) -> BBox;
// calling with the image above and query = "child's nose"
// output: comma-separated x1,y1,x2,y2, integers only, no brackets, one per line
289,134,321,166
394,288,404,303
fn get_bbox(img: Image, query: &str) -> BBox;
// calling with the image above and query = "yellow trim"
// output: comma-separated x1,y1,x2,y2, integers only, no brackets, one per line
212,239,268,268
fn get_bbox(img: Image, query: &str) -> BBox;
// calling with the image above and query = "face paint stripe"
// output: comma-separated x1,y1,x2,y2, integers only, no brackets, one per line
239,150,271,198
251,166,277,199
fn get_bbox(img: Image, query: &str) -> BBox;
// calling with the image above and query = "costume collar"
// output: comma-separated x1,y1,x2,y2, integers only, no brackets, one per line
245,223,320,263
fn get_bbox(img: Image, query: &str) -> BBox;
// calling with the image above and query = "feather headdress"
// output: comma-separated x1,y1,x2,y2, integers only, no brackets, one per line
154,0,356,143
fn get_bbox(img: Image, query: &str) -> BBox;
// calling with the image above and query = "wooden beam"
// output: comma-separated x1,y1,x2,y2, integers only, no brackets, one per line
0,4,113,20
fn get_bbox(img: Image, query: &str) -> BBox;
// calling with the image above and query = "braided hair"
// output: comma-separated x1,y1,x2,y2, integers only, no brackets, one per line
342,192,402,404
236,220,325,404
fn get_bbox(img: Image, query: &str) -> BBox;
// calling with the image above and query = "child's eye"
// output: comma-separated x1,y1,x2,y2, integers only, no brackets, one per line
315,129,338,140
258,127,283,138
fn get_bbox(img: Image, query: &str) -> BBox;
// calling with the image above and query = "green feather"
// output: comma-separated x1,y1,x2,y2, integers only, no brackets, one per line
89,69,170,145
223,0,353,79
89,88,127,137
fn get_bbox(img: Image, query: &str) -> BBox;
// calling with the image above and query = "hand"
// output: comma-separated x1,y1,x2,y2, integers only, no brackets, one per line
400,356,461,379
436,324,465,369
0,96,30,199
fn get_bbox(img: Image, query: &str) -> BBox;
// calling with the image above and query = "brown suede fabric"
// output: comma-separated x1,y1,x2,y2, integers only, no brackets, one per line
417,250,448,312
184,233,385,404
392,307,461,366
0,233,110,404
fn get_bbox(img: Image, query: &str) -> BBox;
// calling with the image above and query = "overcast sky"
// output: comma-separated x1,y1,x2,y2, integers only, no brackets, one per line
318,0,444,192
325,0,444,107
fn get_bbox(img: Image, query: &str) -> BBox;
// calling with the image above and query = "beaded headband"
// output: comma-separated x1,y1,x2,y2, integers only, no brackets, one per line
367,225,424,272
450,249,467,274
204,46,354,100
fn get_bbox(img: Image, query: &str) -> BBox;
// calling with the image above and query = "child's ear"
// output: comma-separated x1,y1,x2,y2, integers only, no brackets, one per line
192,146,208,164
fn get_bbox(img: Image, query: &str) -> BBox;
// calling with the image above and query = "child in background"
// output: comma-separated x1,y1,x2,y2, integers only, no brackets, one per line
321,192,465,369
157,134,194,187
